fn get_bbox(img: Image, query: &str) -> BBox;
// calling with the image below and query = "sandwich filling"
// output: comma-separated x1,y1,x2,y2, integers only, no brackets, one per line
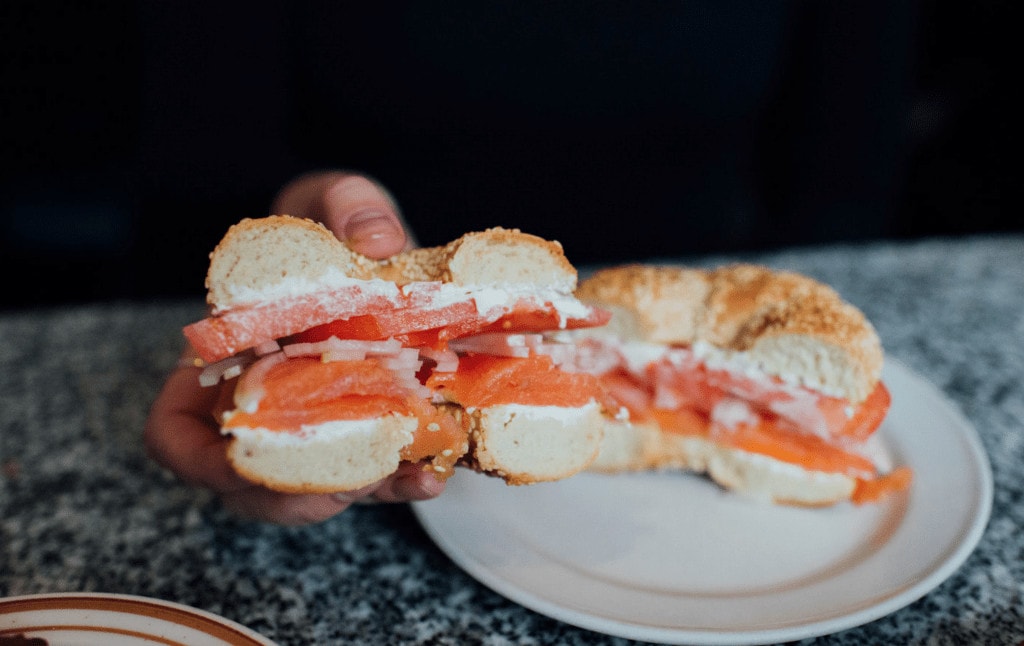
185,277,606,363
192,279,612,478
560,336,909,503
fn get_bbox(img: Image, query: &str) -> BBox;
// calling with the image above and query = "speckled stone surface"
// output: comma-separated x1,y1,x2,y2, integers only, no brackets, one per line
1,234,1022,645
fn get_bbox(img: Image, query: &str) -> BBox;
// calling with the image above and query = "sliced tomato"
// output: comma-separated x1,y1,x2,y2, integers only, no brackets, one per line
389,312,497,349
187,278,610,362
184,285,397,362
480,306,612,334
294,302,610,352
291,314,387,343
309,304,608,343
294,300,480,345
426,354,604,408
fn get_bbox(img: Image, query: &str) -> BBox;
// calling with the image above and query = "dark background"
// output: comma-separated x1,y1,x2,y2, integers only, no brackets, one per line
1,1,1018,310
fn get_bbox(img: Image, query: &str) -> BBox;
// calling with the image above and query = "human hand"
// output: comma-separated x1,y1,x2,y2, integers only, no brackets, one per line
270,171,416,257
144,172,445,525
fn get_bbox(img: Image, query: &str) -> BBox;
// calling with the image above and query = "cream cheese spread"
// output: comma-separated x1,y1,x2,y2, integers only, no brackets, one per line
225,270,592,327
477,401,602,423
225,416,413,445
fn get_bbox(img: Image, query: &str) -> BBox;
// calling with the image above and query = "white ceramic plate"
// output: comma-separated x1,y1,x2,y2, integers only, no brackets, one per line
0,593,275,646
412,359,993,645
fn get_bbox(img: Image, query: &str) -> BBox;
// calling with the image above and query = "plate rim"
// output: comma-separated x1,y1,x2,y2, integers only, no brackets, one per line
0,591,276,646
412,358,994,645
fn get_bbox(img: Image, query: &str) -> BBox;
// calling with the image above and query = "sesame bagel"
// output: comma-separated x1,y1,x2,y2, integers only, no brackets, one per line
575,263,908,506
185,215,611,493
207,215,577,313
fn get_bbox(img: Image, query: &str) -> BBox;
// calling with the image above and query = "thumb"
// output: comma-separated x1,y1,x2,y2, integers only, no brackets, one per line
272,172,414,259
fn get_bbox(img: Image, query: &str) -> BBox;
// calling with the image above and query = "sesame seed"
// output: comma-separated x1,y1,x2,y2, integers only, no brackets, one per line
427,422,440,432
433,465,446,473
441,449,453,457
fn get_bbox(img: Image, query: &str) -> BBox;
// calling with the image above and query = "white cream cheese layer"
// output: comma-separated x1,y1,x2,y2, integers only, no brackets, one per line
223,270,592,327
224,416,413,445
465,401,601,421
224,267,401,309
462,283,593,326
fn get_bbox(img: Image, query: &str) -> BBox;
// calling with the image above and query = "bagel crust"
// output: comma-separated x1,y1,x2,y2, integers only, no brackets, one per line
591,420,858,506
577,263,894,506
207,215,578,312
462,402,605,485
194,215,606,494
225,415,418,494
224,403,606,494
577,263,883,405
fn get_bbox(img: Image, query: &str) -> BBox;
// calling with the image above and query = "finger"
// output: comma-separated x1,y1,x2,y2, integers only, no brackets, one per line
144,365,251,495
221,488,355,526
147,365,354,525
365,462,448,504
271,171,415,258
321,175,412,258
221,466,445,525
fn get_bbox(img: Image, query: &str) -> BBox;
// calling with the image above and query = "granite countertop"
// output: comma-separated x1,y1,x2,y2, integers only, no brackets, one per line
1,234,1022,645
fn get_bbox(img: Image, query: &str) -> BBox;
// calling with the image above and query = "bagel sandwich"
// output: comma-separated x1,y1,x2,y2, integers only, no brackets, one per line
567,264,911,506
183,215,612,493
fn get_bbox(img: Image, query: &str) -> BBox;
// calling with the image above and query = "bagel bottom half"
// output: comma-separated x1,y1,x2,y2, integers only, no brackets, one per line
464,402,605,485
225,402,605,493
590,420,858,506
225,414,418,494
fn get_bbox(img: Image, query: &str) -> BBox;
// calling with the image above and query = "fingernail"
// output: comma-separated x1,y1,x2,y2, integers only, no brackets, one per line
402,471,446,500
343,209,402,245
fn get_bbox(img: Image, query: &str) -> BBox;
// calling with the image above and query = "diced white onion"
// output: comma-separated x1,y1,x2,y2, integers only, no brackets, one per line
282,336,404,361
198,354,253,387
652,383,683,410
321,348,373,362
390,371,430,399
382,348,423,372
281,341,325,358
449,333,542,358
418,347,459,372
553,338,622,375
255,340,281,356
446,331,608,372
383,349,430,398
532,343,577,369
